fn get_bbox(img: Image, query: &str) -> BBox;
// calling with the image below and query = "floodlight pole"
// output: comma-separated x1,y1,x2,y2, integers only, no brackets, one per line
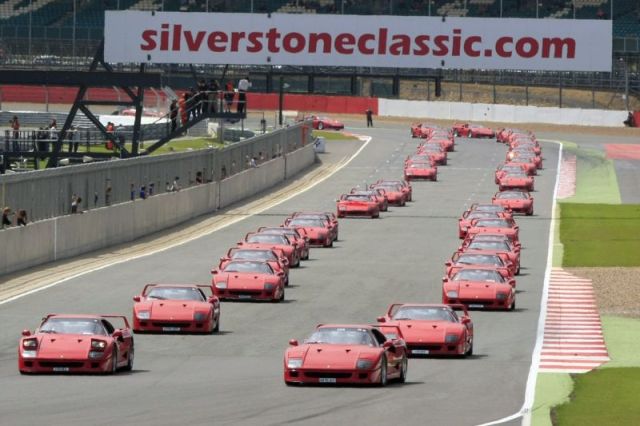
279,75,284,127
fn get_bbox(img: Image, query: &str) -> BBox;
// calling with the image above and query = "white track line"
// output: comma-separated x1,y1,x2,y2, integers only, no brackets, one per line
0,136,373,306
478,139,562,426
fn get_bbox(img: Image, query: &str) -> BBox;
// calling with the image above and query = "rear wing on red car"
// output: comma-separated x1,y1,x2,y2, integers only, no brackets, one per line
100,315,131,329
447,304,470,318
374,324,405,341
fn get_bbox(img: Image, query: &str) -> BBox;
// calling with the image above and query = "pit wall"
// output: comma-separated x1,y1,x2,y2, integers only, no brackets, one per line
0,143,316,276
378,98,629,127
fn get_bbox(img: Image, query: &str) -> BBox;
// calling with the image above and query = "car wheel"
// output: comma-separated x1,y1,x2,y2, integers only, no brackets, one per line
377,356,388,387
432,175,437,182
324,238,333,248
276,287,285,302
454,131,459,137
510,299,516,311
123,344,134,371
213,314,220,332
303,251,309,260
466,340,474,357
317,122,324,130
109,348,118,374
373,211,380,219
526,209,533,216
400,199,406,207
516,265,521,275
398,357,408,383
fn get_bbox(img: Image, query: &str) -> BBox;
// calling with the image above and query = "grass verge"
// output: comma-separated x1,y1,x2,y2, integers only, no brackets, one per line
552,368,640,425
559,203,640,267
601,316,640,368
561,145,621,204
531,373,573,426
312,130,358,140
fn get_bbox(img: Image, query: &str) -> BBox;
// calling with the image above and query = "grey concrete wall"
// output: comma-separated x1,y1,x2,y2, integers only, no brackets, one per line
0,139,317,277
0,122,313,222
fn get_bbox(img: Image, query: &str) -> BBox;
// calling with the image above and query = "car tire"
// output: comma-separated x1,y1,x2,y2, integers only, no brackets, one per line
400,199,406,207
377,356,388,387
109,348,118,374
302,251,309,260
526,209,533,216
510,299,516,311
317,122,324,130
432,175,437,182
466,341,474,357
398,356,408,383
279,287,285,302
213,314,220,333
123,344,134,371
324,238,333,248
372,211,379,219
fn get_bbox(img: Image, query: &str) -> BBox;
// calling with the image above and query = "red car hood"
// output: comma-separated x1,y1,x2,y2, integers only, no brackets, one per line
35,334,99,359
468,226,518,237
137,300,210,320
446,281,507,299
392,321,463,343
293,344,379,369
217,273,272,290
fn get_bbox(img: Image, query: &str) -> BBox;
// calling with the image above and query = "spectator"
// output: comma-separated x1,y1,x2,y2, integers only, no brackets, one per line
2,207,13,228
166,181,172,192
16,209,27,226
105,185,112,206
224,81,234,113
68,125,80,153
207,79,220,113
237,76,251,114
624,112,635,127
259,151,265,163
197,79,207,116
195,171,203,184
221,165,227,179
186,87,196,120
172,176,181,191
105,122,115,150
179,94,188,126
170,99,178,132
250,157,258,168
9,115,20,151
148,182,155,196
94,191,98,207
71,196,81,214
139,185,147,200
130,183,136,200
366,108,374,127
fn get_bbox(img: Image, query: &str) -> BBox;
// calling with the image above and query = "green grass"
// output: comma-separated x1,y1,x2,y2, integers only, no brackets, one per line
531,374,574,426
601,316,640,368
561,145,621,204
312,130,358,140
552,368,640,425
560,203,640,267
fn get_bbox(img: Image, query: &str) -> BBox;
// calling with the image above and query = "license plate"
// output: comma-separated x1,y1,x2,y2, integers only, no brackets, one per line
53,367,69,372
163,327,181,332
469,304,484,308
412,349,430,355
238,295,253,299
319,378,337,383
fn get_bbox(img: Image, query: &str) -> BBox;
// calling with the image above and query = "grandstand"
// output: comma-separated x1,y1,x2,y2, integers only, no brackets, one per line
0,0,638,108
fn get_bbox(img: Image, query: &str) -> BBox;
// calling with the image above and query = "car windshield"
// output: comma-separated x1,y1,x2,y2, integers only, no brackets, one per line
351,191,374,197
473,205,505,212
222,261,273,274
374,184,400,192
306,327,375,346
392,306,453,322
421,145,441,152
505,171,528,177
410,162,432,168
146,287,205,301
475,219,511,228
40,318,107,335
457,254,503,266
289,218,326,227
468,241,511,251
496,191,527,199
467,212,497,220
246,234,288,244
231,250,277,262
344,195,371,202
453,269,504,282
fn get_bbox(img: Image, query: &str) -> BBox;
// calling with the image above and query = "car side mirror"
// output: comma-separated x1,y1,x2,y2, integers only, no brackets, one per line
289,339,299,346
376,316,386,323
445,261,452,267
212,270,218,275
277,271,285,277
509,279,516,287
113,330,124,342
442,276,448,282
207,296,217,304
22,329,31,337
237,241,244,245
132,296,141,302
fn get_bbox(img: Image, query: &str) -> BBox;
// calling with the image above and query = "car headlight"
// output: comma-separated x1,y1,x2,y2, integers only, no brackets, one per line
446,291,458,299
287,358,303,369
88,351,105,359
21,350,37,358
137,311,150,320
194,312,207,321
445,334,459,343
264,283,275,291
338,205,346,210
496,292,508,301
91,340,107,349
215,282,227,289
356,359,374,369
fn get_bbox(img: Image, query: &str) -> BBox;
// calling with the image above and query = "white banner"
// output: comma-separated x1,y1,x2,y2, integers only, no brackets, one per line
104,12,612,72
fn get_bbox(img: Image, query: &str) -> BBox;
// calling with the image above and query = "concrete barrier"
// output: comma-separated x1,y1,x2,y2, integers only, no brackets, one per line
378,98,628,127
0,142,317,276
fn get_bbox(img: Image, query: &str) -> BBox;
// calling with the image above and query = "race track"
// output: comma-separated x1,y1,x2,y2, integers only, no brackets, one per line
0,124,559,426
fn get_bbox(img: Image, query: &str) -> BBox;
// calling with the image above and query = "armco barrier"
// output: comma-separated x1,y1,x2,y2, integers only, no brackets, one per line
378,98,629,127
0,142,316,276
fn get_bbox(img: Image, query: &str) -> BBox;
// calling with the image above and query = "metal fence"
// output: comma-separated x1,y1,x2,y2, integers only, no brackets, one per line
0,121,311,222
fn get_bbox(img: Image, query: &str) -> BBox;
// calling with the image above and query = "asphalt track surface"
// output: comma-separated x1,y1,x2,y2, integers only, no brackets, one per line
0,124,559,426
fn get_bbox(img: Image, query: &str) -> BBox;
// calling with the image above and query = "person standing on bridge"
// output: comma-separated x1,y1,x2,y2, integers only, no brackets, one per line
170,99,178,132
237,76,251,114
9,115,20,151
365,108,374,127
